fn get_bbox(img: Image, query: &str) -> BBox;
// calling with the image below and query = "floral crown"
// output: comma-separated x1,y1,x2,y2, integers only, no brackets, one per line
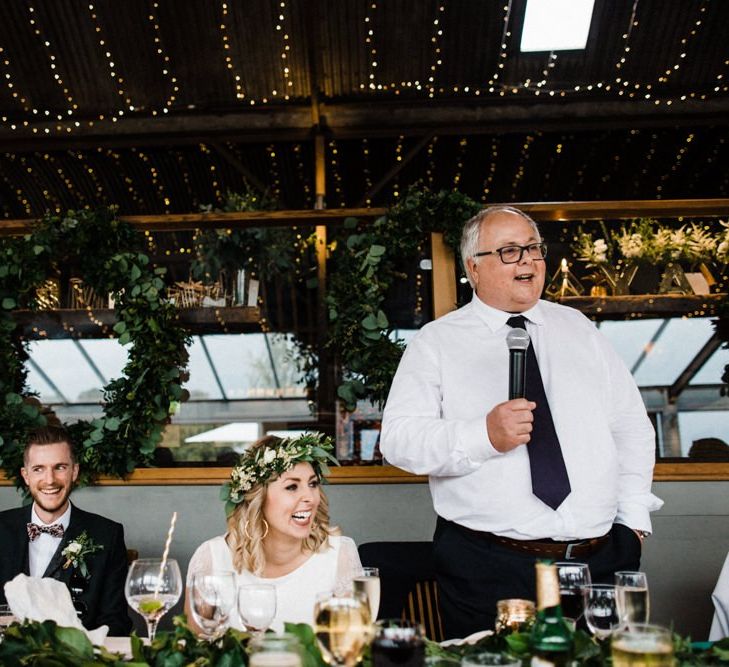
220,432,338,517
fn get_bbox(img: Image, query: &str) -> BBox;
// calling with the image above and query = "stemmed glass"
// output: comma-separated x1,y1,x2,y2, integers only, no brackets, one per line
584,584,621,640
615,571,650,628
189,572,236,640
237,584,277,636
352,567,381,621
125,558,183,641
554,561,591,623
314,590,371,667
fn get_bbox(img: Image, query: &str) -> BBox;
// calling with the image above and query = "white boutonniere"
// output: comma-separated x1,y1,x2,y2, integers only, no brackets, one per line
62,530,103,578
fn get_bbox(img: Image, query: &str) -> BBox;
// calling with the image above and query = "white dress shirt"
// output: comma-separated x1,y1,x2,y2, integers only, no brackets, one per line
28,503,72,577
381,295,663,541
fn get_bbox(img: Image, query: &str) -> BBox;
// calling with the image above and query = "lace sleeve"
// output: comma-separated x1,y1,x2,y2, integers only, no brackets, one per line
334,536,363,594
186,539,215,588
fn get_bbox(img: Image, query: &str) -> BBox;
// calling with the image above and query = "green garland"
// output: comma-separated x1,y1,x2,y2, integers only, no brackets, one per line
0,208,190,488
326,186,481,410
1,617,727,666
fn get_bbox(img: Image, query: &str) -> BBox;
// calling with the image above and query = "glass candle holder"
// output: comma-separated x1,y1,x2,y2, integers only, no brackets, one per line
495,598,536,632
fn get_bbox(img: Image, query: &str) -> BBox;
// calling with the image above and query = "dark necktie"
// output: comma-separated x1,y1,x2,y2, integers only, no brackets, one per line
507,315,571,510
26,522,64,541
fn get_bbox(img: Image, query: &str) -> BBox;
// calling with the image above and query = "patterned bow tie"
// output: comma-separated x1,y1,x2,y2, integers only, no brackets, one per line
27,522,64,541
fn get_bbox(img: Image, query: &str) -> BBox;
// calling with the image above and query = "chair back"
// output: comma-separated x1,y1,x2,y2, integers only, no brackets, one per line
358,541,444,642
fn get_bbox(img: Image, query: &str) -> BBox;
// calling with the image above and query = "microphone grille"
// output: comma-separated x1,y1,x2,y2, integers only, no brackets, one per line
506,327,530,351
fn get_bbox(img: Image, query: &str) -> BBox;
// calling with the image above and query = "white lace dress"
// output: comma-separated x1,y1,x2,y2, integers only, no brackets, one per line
186,534,362,632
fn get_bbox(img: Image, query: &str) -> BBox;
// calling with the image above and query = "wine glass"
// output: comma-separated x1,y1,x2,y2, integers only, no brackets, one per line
615,571,650,628
352,567,381,621
371,619,425,667
237,584,277,636
314,590,371,667
125,558,182,641
554,561,591,622
189,572,236,640
584,584,621,640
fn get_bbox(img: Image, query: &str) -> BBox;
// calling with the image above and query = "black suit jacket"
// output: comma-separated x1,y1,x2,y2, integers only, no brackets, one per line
0,502,132,636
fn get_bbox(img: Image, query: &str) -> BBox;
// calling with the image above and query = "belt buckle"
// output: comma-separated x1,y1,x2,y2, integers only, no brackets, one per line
564,542,580,560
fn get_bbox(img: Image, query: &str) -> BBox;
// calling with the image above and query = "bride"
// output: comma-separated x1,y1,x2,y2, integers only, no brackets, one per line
185,433,362,633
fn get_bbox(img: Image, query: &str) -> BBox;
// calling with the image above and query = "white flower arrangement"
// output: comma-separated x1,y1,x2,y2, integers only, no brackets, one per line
220,432,338,517
715,221,729,263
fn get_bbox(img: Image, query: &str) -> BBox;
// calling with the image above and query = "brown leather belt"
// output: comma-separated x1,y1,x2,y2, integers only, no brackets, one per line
456,524,610,560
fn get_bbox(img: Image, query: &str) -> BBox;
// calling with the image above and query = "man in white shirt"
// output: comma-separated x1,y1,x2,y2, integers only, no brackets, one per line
380,206,663,638
0,425,131,635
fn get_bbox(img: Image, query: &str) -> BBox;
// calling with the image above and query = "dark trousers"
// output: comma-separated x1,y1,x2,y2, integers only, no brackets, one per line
432,517,642,639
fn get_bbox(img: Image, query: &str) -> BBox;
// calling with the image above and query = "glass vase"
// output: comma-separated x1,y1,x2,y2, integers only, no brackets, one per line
658,262,693,294
597,262,639,296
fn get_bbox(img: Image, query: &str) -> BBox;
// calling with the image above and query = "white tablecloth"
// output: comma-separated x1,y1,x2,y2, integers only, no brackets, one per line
710,551,729,641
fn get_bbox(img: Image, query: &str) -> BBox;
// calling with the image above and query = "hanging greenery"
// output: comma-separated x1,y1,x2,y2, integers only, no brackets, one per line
0,208,190,489
192,189,320,394
326,186,482,410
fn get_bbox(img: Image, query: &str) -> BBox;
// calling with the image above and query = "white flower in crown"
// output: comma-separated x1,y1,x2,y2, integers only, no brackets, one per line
220,433,338,517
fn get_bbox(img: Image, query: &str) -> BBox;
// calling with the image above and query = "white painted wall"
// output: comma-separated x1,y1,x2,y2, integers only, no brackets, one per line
1,480,727,640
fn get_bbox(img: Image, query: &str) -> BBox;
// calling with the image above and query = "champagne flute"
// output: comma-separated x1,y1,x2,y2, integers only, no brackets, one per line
237,584,277,636
189,572,236,640
554,561,591,622
584,584,621,640
615,571,650,628
314,591,371,667
125,558,182,641
352,567,381,621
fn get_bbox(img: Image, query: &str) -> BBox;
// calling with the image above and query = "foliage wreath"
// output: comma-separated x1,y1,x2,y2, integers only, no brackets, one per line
0,208,190,489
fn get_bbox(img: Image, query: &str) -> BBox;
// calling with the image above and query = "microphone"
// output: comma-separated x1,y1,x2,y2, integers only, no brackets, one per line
506,327,531,400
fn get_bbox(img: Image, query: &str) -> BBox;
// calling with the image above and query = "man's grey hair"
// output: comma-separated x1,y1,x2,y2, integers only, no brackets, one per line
460,206,541,287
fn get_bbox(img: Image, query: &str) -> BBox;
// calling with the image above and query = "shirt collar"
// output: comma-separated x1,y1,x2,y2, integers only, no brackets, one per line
31,501,72,531
470,292,545,331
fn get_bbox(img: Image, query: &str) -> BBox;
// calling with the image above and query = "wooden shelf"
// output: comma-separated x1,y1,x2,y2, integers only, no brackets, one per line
12,306,262,339
557,293,726,320
2,462,729,486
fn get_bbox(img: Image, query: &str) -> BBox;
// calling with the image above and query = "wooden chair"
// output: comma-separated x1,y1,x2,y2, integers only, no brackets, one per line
358,541,445,642
126,549,139,565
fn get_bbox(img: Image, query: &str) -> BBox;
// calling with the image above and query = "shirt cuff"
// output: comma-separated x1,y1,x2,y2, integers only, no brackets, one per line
457,415,500,465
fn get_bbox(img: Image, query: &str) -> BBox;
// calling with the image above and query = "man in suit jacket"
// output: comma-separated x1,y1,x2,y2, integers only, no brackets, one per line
0,425,132,635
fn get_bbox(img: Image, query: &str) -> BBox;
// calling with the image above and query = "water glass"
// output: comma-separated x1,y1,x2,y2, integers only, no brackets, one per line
189,572,236,639
461,652,521,667
371,619,425,667
238,584,277,635
124,558,183,641
495,598,536,632
611,623,674,667
249,633,304,667
352,567,381,620
584,584,620,640
555,561,591,622
615,571,650,628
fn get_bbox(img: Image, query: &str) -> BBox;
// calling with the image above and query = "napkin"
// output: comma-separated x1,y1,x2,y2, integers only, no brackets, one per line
3,573,109,645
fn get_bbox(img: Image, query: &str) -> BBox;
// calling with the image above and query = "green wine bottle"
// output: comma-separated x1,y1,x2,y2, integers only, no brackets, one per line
530,561,574,667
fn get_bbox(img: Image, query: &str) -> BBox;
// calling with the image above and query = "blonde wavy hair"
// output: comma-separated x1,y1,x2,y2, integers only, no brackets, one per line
226,437,337,575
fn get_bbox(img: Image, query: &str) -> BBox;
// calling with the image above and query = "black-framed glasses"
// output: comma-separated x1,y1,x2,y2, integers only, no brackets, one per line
473,242,547,264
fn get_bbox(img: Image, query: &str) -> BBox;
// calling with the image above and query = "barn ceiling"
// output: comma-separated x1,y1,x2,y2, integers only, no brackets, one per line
0,0,728,218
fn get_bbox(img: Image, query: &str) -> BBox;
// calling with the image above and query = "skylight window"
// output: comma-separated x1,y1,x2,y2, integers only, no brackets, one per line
520,0,595,52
